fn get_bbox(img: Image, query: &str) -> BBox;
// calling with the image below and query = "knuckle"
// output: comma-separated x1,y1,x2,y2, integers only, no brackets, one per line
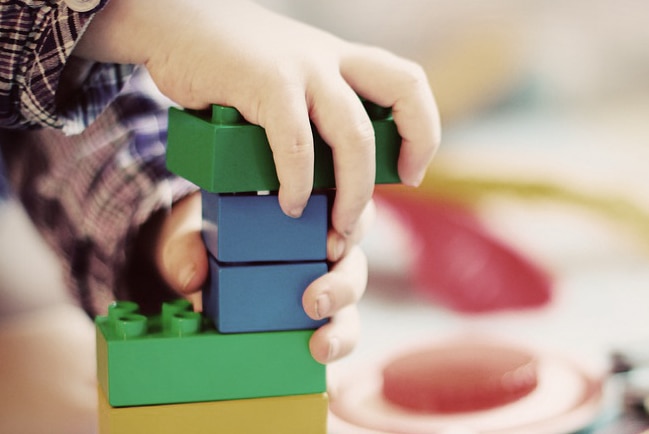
284,135,313,157
399,61,429,91
332,117,375,152
353,118,377,146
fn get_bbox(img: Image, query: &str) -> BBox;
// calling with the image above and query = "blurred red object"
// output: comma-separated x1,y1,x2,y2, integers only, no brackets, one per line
375,189,552,313
382,337,539,413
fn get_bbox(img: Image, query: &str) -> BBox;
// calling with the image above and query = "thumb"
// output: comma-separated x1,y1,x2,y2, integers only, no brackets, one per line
155,193,208,297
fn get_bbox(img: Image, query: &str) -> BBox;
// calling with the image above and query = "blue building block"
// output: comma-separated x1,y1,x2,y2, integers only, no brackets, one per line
204,256,328,333
202,191,328,263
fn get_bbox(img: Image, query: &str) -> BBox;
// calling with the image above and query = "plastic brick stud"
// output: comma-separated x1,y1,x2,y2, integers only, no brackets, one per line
96,301,325,407
166,101,401,193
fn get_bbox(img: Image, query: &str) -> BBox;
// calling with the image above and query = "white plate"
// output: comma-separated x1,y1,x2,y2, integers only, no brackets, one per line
329,342,604,434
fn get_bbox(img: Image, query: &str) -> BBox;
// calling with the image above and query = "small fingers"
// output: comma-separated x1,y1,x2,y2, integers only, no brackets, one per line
303,245,368,322
341,45,441,186
327,198,376,262
309,82,376,238
309,305,361,364
259,88,314,218
155,193,209,296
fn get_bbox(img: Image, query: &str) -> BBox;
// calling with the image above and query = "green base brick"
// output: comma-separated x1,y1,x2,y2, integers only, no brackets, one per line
96,300,325,407
166,101,401,193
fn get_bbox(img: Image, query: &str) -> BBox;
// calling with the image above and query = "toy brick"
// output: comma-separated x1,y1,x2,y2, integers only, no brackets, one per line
96,300,325,407
201,191,328,263
98,387,328,434
166,101,401,193
204,257,328,333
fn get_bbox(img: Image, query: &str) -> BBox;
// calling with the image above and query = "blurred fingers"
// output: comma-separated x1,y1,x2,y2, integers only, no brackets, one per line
154,193,208,296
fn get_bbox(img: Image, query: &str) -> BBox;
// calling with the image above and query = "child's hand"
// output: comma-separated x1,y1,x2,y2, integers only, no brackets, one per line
303,200,375,364
150,192,374,364
75,0,440,363
75,0,440,243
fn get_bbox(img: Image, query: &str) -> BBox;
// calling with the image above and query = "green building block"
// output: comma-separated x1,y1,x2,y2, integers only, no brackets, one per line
96,300,325,407
166,101,401,193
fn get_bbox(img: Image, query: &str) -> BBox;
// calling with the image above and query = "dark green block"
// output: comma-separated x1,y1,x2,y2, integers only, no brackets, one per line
96,300,325,407
166,102,401,193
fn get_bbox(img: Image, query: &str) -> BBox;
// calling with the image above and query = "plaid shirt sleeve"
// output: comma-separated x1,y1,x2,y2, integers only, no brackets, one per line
0,0,133,133
0,2,198,314
3,78,199,314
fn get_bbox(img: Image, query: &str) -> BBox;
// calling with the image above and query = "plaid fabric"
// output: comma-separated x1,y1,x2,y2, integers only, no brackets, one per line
0,0,133,133
3,83,198,315
0,2,198,314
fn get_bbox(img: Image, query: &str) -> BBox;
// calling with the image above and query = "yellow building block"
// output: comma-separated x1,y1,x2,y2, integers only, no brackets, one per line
98,387,328,434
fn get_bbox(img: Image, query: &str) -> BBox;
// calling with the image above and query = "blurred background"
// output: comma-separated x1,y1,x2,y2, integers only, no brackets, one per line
255,1,649,432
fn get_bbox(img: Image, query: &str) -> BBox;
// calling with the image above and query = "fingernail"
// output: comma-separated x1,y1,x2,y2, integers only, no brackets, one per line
287,207,304,218
315,293,331,319
406,170,427,187
178,263,196,292
327,337,341,362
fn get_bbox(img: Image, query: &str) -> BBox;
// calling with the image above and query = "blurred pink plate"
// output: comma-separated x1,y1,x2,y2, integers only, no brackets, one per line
328,343,604,434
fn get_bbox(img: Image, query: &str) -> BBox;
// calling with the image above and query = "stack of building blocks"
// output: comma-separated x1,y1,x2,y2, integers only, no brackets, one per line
96,100,401,433
96,300,327,433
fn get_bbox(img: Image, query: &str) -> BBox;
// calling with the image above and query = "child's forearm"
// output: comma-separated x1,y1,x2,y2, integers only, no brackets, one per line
73,0,337,109
74,0,291,78
73,0,170,65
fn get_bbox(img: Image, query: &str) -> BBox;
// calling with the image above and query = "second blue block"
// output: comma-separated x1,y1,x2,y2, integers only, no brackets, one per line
204,256,329,333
